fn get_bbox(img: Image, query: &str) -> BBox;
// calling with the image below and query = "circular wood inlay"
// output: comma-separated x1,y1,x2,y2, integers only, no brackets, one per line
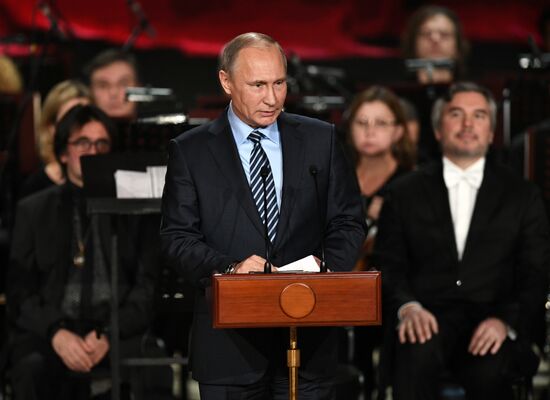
279,283,316,319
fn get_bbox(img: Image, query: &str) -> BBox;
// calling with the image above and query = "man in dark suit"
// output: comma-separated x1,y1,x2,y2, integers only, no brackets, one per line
374,82,550,400
160,32,365,399
8,105,157,399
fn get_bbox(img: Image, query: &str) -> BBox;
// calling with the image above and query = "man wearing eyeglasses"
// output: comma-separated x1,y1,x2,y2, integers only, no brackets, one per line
7,105,157,399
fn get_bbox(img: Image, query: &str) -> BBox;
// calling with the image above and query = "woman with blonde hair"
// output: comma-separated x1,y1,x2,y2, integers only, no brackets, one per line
0,55,23,94
20,80,90,198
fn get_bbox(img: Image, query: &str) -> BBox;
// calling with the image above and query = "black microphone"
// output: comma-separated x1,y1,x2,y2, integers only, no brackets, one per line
309,165,327,272
260,166,272,273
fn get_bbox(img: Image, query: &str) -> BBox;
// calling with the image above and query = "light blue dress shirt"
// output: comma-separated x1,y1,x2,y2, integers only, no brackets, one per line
227,103,283,209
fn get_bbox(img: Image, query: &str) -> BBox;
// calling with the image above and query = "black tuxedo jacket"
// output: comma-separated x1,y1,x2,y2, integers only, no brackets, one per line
375,159,550,339
8,183,158,351
160,110,365,384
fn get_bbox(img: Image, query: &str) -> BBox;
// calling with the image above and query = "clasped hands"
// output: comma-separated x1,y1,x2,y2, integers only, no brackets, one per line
52,328,110,373
398,303,507,356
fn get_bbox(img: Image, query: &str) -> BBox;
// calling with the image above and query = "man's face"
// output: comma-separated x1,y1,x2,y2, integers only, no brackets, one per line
415,14,457,60
90,61,137,119
61,120,111,187
219,46,287,128
435,91,493,161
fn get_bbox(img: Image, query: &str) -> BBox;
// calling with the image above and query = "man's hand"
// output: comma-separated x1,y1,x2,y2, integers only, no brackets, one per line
84,331,110,366
398,304,439,344
51,328,94,372
468,317,507,356
234,255,278,273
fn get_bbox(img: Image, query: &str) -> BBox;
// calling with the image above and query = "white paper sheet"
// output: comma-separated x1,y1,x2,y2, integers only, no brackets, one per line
278,255,320,272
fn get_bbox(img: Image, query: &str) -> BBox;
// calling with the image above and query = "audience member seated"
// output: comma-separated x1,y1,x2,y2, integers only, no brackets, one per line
374,82,549,400
401,5,469,84
345,86,415,270
344,86,415,399
7,105,158,400
83,49,139,120
19,80,90,198
0,55,23,94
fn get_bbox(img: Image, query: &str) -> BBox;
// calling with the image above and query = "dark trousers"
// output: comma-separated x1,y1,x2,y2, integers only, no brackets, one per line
199,373,334,400
9,332,146,400
391,306,518,400
10,345,92,400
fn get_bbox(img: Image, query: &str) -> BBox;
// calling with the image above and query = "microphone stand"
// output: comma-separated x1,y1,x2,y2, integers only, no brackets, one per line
123,0,156,51
260,166,272,273
405,58,455,84
309,166,327,272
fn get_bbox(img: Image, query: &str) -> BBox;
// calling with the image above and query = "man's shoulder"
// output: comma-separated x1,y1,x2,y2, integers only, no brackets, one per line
487,159,538,192
171,119,218,146
16,184,63,219
279,112,332,132
392,163,435,189
19,184,61,206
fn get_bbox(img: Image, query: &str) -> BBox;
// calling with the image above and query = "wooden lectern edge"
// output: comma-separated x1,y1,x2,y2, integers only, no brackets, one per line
211,270,382,329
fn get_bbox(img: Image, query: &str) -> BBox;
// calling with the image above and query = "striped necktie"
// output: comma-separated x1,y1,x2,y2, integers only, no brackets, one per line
248,130,279,243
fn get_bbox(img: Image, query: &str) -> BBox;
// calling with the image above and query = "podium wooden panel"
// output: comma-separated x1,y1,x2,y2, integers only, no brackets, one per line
211,271,381,328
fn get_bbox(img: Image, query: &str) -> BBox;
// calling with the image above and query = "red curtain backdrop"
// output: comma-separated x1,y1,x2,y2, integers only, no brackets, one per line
0,0,546,59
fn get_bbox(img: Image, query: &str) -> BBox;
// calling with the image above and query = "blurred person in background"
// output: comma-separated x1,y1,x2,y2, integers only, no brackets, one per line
83,49,139,120
344,86,416,399
401,5,469,84
345,85,416,268
20,80,90,198
8,105,157,400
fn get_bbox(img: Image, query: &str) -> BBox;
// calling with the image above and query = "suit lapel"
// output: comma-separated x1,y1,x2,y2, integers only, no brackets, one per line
273,113,305,250
462,161,503,261
206,112,265,236
423,162,459,262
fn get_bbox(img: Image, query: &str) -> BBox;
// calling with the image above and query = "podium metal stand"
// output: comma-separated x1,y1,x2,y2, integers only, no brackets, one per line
211,271,381,399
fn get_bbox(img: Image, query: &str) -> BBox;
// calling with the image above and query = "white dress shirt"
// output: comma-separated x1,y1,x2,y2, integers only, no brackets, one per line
443,157,485,260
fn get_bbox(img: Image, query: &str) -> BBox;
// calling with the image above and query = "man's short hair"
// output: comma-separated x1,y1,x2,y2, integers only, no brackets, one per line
431,81,497,132
83,48,139,84
54,104,117,164
219,32,287,75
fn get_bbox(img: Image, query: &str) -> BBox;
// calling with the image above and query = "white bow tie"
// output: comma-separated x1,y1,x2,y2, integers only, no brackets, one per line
444,167,483,189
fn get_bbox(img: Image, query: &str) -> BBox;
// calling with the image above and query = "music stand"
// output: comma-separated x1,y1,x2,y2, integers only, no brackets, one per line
82,153,186,400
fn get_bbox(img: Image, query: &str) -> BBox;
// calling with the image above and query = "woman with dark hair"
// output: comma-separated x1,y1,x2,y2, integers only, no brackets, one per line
401,5,469,84
345,86,416,398
346,85,415,250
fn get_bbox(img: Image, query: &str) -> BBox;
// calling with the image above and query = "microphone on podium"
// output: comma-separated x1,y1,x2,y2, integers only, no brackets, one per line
309,166,327,272
260,166,273,273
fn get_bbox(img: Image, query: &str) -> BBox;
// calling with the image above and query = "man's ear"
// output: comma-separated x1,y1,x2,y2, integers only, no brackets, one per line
219,70,232,96
434,129,442,142
393,125,404,142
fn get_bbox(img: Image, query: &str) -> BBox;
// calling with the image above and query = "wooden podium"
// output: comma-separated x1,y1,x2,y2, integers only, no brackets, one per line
211,271,381,399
